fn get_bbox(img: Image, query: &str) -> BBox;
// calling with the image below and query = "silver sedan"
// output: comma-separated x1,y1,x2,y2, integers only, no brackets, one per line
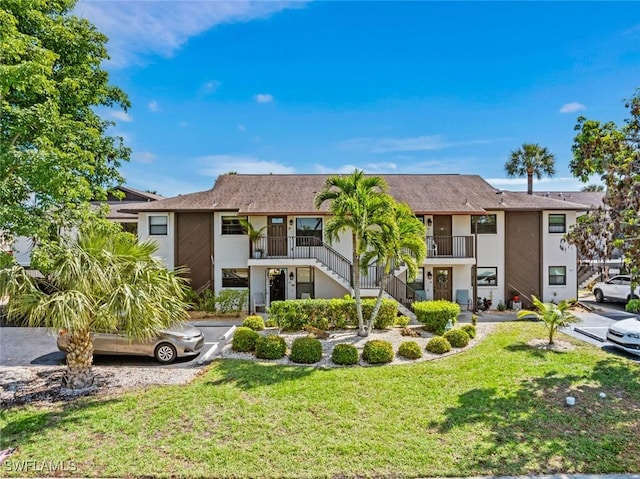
57,323,205,364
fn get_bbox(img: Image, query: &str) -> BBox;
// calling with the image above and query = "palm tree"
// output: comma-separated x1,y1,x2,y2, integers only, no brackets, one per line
505,143,556,195
0,225,190,389
239,218,267,257
516,295,579,345
315,170,394,336
362,201,426,335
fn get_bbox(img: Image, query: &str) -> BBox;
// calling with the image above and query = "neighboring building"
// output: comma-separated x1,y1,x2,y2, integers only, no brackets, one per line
99,186,164,235
7,186,162,266
122,174,591,316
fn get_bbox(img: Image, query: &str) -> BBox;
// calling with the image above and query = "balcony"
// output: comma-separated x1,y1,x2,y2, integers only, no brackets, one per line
249,236,352,284
426,236,474,258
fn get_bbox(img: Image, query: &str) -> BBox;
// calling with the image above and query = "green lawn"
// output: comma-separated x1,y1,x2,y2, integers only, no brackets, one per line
2,322,639,478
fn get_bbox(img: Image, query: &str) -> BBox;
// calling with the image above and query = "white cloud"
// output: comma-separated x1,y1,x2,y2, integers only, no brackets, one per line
255,93,274,104
197,155,295,177
179,121,188,128
314,164,364,175
75,1,305,68
133,151,156,164
486,176,588,191
202,80,221,94
559,102,586,114
110,110,133,122
337,135,449,153
238,124,246,132
148,100,160,112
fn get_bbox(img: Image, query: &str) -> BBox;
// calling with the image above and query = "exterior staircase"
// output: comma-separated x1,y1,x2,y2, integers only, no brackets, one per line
313,243,417,320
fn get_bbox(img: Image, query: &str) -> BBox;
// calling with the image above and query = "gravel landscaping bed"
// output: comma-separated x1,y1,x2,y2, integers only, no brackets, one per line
0,366,201,407
220,322,495,367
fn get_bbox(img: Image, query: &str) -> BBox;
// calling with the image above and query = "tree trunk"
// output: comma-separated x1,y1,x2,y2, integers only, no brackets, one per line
353,233,366,337
548,327,555,345
527,168,533,195
63,329,95,390
366,266,389,335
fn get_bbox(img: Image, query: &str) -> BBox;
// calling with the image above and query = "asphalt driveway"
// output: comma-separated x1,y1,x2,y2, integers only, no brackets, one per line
0,322,237,368
564,295,640,363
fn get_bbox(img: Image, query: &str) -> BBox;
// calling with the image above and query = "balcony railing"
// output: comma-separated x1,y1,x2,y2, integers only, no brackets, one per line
250,236,352,284
426,236,474,258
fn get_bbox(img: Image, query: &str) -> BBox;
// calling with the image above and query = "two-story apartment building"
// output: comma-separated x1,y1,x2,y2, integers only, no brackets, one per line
122,174,590,315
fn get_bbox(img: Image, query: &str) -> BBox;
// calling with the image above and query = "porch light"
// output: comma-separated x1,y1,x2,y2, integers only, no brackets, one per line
289,271,294,281
427,218,432,227
427,271,433,280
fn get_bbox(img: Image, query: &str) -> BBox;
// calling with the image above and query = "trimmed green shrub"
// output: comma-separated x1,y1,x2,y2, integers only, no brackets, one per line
394,315,411,327
426,336,451,354
243,315,265,331
626,299,640,313
255,334,287,360
186,288,249,313
216,289,249,314
443,328,470,348
290,337,322,364
413,300,460,335
471,314,478,326
461,324,476,339
397,341,422,360
331,344,359,365
232,327,259,352
362,340,394,364
265,317,277,328
269,298,398,331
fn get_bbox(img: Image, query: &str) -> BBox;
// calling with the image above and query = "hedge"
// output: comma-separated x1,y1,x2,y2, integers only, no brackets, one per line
413,300,460,335
268,297,398,332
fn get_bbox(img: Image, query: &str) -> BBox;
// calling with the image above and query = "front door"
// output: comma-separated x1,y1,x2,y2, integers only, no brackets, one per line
433,215,452,256
433,267,452,301
268,216,287,257
269,269,287,302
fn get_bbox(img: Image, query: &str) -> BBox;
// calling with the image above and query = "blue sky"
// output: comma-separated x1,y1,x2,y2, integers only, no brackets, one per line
76,1,640,197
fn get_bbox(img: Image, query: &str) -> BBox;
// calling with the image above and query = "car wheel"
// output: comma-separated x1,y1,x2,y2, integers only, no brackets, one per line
594,289,604,303
154,343,177,364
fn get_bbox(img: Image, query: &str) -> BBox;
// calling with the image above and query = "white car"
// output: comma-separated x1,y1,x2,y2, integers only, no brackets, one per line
593,275,640,303
607,317,640,357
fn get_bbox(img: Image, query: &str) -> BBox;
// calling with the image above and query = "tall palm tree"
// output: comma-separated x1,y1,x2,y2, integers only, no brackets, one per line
315,170,394,336
505,143,556,195
517,296,579,344
0,225,190,389
362,201,426,335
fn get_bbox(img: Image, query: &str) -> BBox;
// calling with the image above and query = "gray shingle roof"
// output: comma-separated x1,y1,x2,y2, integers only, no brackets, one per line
120,174,591,214
534,191,605,208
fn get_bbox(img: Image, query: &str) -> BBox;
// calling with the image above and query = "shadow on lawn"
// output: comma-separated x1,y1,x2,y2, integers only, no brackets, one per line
0,396,123,453
205,358,322,389
434,357,640,474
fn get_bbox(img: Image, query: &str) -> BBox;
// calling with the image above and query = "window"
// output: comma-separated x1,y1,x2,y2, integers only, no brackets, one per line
471,215,497,234
408,268,425,291
296,217,323,246
296,267,314,299
221,216,247,235
548,214,566,233
121,222,138,235
476,267,498,286
222,268,249,288
549,266,566,285
149,216,167,235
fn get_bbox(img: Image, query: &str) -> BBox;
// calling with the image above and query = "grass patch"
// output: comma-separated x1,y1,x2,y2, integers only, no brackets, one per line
2,322,639,478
